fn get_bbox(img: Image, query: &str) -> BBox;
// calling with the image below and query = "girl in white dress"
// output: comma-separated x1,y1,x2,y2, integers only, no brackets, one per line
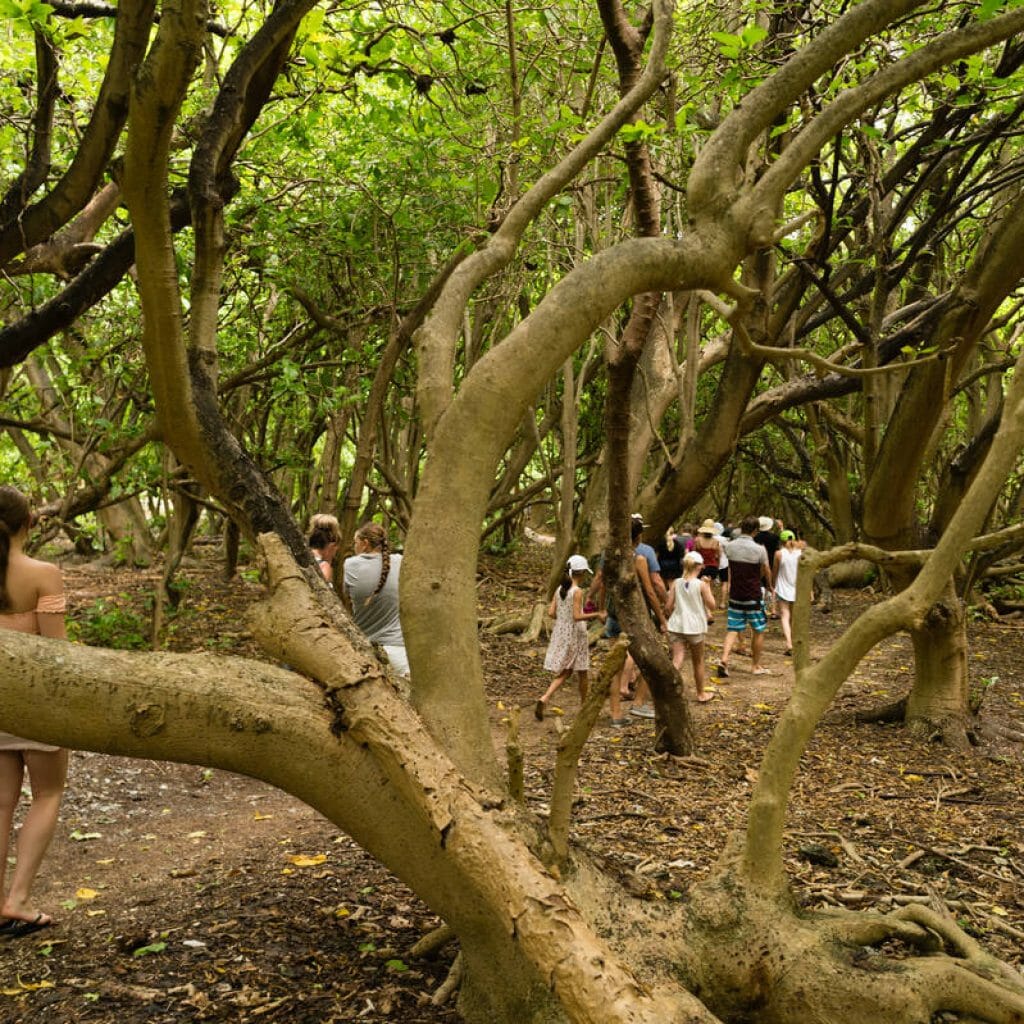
536,556,606,720
772,530,803,656
664,550,717,701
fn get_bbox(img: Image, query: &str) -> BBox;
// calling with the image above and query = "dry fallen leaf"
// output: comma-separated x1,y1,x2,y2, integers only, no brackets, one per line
287,854,327,867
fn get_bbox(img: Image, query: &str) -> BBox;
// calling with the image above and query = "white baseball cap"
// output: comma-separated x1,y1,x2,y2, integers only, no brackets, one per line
567,555,591,574
683,550,704,565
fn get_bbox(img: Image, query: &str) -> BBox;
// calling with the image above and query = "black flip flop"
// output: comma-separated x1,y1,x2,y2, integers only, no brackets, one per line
2,913,52,939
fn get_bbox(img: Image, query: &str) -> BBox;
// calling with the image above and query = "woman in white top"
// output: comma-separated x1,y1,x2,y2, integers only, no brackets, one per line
772,529,803,656
0,487,68,937
664,550,717,701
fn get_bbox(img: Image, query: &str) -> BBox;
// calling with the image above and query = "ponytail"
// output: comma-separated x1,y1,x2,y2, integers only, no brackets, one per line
355,522,390,605
558,571,572,599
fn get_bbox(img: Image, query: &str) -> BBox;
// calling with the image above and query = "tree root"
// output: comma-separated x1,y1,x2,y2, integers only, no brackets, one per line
410,923,457,959
679,873,1024,1024
431,950,463,1006
519,602,549,643
853,694,907,724
988,721,1024,743
891,903,1024,989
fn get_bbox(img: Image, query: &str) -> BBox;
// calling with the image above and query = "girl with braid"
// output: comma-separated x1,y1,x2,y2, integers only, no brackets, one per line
342,522,409,677
0,487,68,938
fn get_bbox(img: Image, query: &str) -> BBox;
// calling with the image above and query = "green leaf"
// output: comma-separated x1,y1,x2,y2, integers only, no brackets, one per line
977,0,1005,19
131,941,167,958
740,24,768,46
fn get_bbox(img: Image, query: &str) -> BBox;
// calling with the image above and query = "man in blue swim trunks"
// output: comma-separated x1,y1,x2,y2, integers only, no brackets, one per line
718,515,774,678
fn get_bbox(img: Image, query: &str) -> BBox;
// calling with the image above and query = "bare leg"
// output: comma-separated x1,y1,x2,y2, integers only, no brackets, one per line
690,641,711,700
0,752,26,907
610,655,635,720
540,671,569,703
670,640,686,672
632,676,650,705
2,748,67,923
779,599,793,651
751,629,766,672
721,629,737,668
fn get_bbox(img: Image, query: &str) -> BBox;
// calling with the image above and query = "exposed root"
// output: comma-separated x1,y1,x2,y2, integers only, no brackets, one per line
680,872,1024,1024
519,602,549,643
906,712,974,749
431,950,463,1005
410,923,457,959
853,695,907,724
988,721,1024,743
892,903,1024,988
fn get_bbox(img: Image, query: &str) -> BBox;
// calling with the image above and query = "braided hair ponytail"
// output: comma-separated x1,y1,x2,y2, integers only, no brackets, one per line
0,487,31,612
355,522,390,605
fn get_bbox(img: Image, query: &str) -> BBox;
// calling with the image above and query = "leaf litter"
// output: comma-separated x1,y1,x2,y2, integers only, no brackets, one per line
0,544,1020,1021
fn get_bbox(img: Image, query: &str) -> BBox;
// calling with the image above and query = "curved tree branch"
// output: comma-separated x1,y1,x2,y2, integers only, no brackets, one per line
0,0,157,268
414,0,674,441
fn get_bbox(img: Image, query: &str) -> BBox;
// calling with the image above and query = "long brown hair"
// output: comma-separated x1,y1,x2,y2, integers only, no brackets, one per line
0,486,31,611
355,522,390,605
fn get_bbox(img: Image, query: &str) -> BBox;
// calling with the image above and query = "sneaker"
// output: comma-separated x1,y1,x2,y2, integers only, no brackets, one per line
629,704,655,719
784,648,792,657
609,717,629,728
534,699,545,721
716,662,730,679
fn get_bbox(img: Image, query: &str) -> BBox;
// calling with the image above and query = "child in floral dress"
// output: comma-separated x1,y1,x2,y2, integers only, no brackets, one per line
536,556,606,720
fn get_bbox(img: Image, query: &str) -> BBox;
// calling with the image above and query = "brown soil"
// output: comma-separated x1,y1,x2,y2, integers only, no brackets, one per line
2,541,1021,1023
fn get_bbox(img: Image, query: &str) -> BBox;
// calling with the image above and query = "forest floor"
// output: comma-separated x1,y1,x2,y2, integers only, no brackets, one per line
1,540,1022,1023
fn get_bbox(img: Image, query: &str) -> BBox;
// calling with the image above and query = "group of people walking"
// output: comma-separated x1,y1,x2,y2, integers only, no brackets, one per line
538,512,803,724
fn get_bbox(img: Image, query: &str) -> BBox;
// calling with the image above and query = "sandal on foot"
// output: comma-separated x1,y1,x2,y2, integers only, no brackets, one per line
1,913,52,939
752,666,773,676
716,662,729,678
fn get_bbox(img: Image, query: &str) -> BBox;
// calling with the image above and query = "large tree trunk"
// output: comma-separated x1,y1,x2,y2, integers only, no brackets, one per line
904,579,971,745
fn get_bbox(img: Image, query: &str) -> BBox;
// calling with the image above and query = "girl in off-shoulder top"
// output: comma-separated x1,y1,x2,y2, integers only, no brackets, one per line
0,486,68,937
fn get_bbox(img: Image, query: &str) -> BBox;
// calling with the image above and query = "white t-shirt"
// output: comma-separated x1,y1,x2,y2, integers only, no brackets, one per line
343,552,405,647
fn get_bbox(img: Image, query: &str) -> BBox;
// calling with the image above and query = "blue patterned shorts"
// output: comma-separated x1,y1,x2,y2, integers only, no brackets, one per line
726,602,767,633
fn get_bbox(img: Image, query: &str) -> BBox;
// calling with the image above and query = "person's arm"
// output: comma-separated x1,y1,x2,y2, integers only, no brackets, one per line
573,586,606,622
701,579,716,612
547,593,559,618
651,570,667,605
761,552,773,592
772,549,782,590
664,582,676,618
35,562,67,641
635,554,668,630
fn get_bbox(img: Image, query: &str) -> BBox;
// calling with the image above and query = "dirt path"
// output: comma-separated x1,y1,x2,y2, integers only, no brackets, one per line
1,547,1021,1022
